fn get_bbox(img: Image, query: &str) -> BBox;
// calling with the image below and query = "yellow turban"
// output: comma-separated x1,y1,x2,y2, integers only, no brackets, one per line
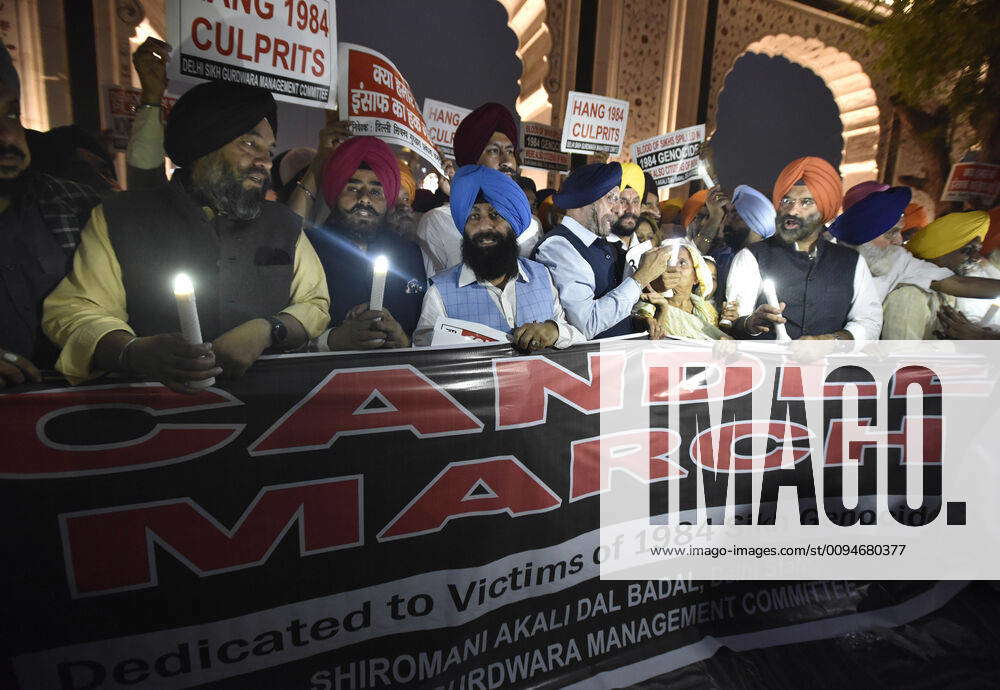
620,162,645,199
907,211,990,259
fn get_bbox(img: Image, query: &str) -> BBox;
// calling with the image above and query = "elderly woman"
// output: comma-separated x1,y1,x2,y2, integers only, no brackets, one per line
635,239,733,340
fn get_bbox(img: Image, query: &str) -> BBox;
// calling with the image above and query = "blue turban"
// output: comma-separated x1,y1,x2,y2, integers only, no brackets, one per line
732,184,776,239
450,165,532,236
828,186,912,246
553,162,622,209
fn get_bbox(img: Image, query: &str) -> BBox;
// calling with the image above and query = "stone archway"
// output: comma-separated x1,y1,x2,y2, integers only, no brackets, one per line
744,34,880,190
499,0,556,124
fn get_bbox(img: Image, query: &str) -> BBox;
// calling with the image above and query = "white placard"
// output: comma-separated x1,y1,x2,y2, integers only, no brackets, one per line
560,91,629,156
167,0,336,108
421,98,471,158
631,124,705,190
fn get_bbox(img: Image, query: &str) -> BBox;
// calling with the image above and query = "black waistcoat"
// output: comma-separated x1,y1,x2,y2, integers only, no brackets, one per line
747,237,858,339
102,177,300,340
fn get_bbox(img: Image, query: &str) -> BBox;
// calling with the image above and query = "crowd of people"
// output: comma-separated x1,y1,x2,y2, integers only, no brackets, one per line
2,38,1000,392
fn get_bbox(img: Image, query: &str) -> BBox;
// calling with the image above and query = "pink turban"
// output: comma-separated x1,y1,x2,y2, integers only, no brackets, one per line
843,180,890,211
320,136,400,207
771,156,843,222
453,102,518,167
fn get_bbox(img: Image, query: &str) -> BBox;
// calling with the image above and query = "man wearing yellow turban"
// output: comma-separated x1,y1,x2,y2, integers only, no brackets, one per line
610,162,646,251
906,211,1000,326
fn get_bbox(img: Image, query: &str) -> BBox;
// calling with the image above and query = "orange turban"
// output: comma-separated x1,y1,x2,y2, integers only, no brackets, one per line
902,202,930,232
981,206,1000,256
397,160,416,204
681,189,708,227
771,156,842,222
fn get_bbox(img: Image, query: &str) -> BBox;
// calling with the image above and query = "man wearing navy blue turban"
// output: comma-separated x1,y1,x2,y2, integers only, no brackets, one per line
533,163,670,339
413,166,583,350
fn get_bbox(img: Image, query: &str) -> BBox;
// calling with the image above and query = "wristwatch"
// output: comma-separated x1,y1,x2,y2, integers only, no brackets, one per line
266,315,288,348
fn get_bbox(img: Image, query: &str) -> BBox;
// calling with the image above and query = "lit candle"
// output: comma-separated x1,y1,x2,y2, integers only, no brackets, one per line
172,273,213,388
982,302,999,326
664,238,681,298
370,255,389,312
760,278,790,341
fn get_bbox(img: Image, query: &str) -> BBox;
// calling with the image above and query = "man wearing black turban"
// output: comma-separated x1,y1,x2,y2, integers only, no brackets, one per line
43,81,330,391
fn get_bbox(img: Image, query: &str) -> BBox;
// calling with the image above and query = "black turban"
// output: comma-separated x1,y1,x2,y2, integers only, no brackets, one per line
164,81,278,167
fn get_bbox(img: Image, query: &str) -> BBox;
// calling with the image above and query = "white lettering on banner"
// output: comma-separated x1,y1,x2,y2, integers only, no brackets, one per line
166,0,337,108
349,87,390,115
338,42,444,176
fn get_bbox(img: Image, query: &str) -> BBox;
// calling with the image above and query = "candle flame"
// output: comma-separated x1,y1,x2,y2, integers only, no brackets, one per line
373,255,389,274
173,273,194,296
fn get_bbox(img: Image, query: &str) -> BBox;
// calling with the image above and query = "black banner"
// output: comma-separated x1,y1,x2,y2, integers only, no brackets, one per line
0,341,958,689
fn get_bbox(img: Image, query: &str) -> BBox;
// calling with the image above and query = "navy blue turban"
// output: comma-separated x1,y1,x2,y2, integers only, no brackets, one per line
450,165,532,236
828,186,912,246
732,184,776,239
553,162,622,209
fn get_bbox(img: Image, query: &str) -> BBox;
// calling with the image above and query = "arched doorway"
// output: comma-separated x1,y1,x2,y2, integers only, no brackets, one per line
713,34,880,197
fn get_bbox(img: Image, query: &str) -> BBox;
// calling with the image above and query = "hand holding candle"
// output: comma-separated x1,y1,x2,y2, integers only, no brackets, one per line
760,278,790,341
173,273,214,388
370,255,389,313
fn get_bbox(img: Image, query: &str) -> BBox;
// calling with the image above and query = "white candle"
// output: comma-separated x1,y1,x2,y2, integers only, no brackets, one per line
982,302,999,326
172,273,213,388
760,278,790,341
664,238,681,298
697,159,715,189
370,255,389,312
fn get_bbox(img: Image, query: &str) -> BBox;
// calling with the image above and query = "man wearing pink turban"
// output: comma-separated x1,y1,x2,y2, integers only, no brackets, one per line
725,156,882,342
415,102,541,277
306,136,427,351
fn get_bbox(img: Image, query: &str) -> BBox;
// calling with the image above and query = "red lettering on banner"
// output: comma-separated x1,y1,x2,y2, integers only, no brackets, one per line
891,365,941,397
569,429,685,502
493,353,625,429
690,420,814,472
645,350,763,404
378,457,561,541
824,416,943,465
248,365,483,455
312,47,324,77
0,384,243,478
777,366,879,400
192,17,212,50
254,32,271,62
61,477,361,597
273,37,290,69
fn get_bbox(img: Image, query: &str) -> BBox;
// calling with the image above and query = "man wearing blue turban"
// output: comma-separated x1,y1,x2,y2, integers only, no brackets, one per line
533,163,670,339
413,166,583,350
713,184,775,308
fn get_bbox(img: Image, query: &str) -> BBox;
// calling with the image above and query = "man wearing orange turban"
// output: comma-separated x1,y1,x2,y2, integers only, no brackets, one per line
681,189,707,228
771,156,843,223
388,160,419,240
725,156,882,342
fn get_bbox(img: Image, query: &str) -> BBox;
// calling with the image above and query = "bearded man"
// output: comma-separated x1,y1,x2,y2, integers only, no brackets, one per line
534,162,670,339
609,162,646,251
413,166,582,350
43,81,330,389
725,156,882,341
415,103,541,276
306,136,427,351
